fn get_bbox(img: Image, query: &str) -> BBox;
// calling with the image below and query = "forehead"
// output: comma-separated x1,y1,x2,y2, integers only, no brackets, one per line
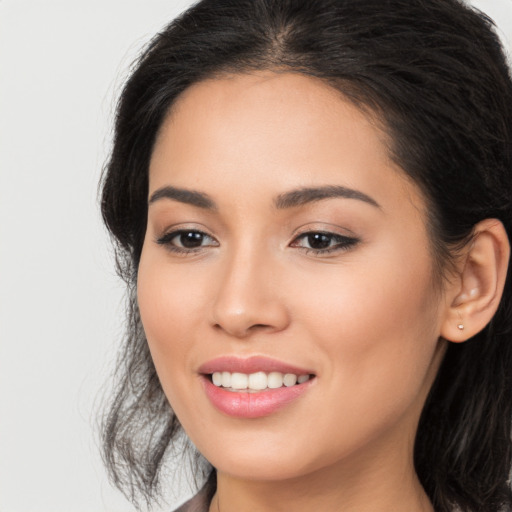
149,71,423,215
155,71,390,161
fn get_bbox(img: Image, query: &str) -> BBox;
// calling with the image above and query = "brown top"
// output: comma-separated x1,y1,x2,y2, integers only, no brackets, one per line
172,485,211,512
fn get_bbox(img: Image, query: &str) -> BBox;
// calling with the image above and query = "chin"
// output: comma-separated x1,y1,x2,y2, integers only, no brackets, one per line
211,453,316,482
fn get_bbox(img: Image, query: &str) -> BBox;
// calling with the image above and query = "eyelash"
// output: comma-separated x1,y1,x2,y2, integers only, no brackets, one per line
156,229,218,254
156,229,360,256
290,231,360,255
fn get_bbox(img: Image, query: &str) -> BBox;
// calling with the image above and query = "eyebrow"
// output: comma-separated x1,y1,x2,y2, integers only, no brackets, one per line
148,184,380,210
148,186,217,209
274,185,380,209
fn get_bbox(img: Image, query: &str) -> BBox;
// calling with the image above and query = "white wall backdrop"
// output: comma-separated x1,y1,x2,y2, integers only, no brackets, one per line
0,1,510,511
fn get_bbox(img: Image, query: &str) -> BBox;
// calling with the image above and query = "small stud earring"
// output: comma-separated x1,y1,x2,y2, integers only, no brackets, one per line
457,324,464,331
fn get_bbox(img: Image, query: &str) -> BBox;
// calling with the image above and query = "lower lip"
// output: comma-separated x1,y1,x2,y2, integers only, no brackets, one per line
202,376,313,418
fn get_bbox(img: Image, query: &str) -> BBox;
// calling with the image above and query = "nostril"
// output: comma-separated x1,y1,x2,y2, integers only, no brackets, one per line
250,323,272,330
212,320,276,337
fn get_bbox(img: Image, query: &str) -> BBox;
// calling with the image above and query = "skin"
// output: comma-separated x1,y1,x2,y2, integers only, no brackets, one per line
137,72,455,512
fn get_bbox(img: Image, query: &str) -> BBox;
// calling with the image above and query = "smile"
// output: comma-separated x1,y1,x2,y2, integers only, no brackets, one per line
199,357,316,418
210,371,311,391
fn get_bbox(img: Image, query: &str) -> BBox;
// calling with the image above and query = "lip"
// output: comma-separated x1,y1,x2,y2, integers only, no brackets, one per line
198,355,313,375
198,356,315,419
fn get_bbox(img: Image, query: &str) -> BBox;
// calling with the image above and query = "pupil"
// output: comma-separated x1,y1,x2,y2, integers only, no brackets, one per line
180,231,203,248
308,233,331,249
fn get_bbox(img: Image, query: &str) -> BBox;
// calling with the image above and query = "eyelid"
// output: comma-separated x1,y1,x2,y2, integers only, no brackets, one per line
154,221,215,240
291,220,358,237
290,231,358,246
155,225,219,254
289,226,360,255
156,229,217,245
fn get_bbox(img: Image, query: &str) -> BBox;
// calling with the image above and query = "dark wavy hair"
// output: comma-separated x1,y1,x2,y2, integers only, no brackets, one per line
100,0,512,510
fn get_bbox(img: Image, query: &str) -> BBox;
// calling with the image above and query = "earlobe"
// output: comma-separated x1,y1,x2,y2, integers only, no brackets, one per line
441,219,510,343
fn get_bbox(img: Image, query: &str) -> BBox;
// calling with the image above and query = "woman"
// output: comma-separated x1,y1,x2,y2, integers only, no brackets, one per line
100,0,512,511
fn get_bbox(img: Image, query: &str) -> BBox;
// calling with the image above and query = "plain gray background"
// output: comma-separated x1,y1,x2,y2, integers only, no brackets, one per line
0,1,510,511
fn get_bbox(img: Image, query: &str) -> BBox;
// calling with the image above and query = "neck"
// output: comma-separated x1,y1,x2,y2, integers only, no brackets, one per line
211,468,433,512
209,427,434,512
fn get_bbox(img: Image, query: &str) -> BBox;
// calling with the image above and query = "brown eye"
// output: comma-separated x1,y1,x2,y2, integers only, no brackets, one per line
306,233,333,250
176,231,206,248
156,229,218,253
291,231,359,254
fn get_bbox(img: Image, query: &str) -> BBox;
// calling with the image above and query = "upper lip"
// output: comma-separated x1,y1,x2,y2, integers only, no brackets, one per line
198,356,314,376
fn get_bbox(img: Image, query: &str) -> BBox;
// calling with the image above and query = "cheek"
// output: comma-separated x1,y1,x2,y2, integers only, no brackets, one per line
137,241,208,341
295,239,438,344
294,237,441,420
136,249,204,398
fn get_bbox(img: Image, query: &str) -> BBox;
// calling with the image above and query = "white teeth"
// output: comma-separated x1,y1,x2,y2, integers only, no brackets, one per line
211,371,311,390
283,373,297,387
221,371,231,388
230,372,248,389
268,372,284,389
248,371,268,390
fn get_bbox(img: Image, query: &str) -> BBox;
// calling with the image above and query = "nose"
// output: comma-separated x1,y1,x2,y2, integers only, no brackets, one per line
210,249,290,339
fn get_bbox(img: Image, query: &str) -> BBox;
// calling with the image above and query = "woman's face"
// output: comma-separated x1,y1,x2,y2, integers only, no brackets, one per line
138,72,448,481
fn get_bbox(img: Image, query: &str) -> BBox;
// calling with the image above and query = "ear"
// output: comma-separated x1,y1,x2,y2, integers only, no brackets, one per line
441,219,510,343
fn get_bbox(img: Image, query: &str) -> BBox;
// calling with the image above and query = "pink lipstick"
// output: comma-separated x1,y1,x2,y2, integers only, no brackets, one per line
199,356,315,418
